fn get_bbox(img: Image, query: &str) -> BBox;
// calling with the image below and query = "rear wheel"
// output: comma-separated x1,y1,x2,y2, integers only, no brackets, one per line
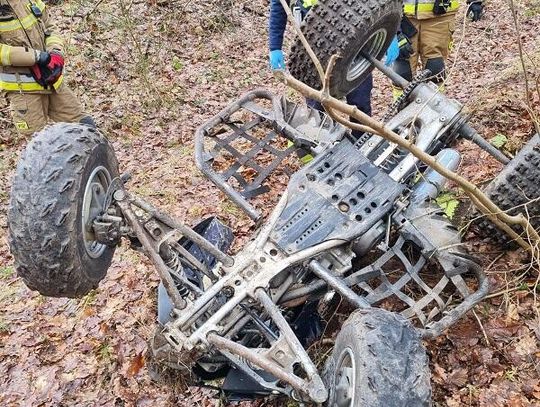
474,134,540,245
289,0,401,98
8,123,119,298
323,308,431,407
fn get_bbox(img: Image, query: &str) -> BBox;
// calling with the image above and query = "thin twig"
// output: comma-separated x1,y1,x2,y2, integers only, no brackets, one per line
472,309,491,346
275,0,540,264
507,0,540,133
277,0,325,82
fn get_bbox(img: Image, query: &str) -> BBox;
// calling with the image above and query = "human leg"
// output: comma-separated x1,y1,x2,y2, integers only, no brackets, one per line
346,73,373,117
48,84,94,126
6,92,48,136
392,16,420,98
345,74,373,139
417,14,455,85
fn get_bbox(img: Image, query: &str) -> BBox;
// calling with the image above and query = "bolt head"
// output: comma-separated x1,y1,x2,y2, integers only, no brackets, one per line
313,387,328,403
113,189,126,201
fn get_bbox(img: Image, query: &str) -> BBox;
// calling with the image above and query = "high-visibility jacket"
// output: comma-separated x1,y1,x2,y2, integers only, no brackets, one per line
403,0,460,19
0,0,64,93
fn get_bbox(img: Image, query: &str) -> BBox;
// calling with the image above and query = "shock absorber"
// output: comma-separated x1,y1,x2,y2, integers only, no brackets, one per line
160,244,190,299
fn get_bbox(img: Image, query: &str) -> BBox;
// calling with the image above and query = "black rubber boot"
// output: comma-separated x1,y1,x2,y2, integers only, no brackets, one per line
80,115,97,128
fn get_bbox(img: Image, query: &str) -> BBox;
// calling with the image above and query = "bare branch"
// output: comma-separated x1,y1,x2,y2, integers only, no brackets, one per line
507,0,540,133
278,70,540,257
277,0,325,82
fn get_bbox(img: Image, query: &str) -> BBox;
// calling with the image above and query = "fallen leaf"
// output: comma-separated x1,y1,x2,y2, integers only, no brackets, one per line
127,353,145,377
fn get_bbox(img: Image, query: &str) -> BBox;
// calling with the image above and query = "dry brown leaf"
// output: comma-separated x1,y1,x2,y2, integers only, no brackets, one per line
447,367,468,387
127,353,146,377
514,333,538,357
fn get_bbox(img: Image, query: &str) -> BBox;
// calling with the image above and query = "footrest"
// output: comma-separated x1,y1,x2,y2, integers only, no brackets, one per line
195,89,347,221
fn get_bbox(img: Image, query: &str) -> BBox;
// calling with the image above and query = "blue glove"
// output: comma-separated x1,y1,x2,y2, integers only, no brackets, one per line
384,36,399,66
269,50,285,70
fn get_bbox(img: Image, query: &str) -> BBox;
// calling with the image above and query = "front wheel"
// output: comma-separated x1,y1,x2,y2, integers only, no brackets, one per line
8,123,119,298
323,308,432,407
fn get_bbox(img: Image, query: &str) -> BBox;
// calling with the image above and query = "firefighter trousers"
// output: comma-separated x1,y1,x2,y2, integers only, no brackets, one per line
6,83,86,136
394,14,456,84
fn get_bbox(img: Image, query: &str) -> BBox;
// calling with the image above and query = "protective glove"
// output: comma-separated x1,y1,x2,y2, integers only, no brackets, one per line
467,1,483,21
397,33,414,60
384,36,399,66
35,50,51,66
269,49,285,71
31,51,64,86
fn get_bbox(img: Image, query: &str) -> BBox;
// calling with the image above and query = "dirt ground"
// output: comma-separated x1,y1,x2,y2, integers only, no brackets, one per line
0,0,539,405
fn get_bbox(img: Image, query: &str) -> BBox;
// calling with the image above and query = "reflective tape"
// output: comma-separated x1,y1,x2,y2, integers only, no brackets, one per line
0,15,37,32
0,0,46,32
45,34,63,48
0,45,11,66
403,0,460,13
0,72,63,91
303,0,318,7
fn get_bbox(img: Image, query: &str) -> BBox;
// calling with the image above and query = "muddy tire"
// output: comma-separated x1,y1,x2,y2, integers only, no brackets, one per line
475,134,540,245
323,308,431,407
8,123,119,298
289,0,401,98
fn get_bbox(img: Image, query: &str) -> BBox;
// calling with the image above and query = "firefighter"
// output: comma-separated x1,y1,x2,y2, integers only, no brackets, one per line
0,0,94,136
268,0,373,118
387,0,484,95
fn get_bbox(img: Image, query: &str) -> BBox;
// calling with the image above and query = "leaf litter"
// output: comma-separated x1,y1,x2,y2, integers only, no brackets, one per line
0,0,539,405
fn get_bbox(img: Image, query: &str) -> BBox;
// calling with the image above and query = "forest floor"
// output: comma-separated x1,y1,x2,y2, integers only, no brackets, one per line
0,0,539,405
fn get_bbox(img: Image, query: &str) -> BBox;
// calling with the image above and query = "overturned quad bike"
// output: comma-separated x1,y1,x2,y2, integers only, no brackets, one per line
8,0,540,405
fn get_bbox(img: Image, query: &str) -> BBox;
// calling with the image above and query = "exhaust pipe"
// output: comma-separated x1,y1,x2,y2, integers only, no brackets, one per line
410,148,461,203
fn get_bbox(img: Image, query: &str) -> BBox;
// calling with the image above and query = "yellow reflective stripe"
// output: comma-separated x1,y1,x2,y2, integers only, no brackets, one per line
0,73,63,91
52,75,63,89
45,35,63,48
0,45,11,66
0,80,44,91
0,1,45,32
403,0,459,13
34,0,47,12
303,0,318,7
0,14,38,32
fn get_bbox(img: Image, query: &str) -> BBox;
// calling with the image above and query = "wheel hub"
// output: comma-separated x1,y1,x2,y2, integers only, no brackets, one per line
347,28,387,82
333,347,356,407
82,166,112,258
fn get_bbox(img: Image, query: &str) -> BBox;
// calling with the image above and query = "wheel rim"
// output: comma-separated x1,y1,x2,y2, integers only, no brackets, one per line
346,28,388,82
82,166,111,258
333,347,356,407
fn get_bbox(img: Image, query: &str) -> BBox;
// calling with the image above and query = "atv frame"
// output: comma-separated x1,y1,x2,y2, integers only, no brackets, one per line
119,79,494,402
8,4,540,405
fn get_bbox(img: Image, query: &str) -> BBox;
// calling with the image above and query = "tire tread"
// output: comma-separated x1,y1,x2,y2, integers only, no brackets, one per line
8,123,118,298
324,308,431,406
